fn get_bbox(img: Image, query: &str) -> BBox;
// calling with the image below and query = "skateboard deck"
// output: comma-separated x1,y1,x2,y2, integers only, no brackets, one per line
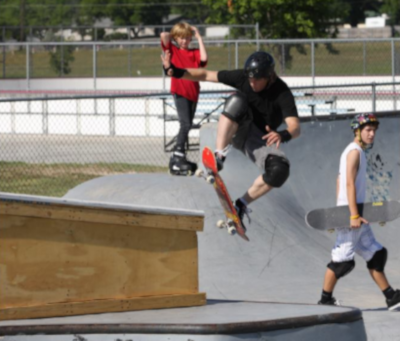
198,146,249,241
306,200,400,230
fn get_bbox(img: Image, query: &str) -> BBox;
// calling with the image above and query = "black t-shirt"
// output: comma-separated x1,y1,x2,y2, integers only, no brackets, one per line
217,69,298,132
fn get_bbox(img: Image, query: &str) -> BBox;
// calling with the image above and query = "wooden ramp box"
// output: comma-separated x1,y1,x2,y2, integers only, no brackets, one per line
0,192,206,321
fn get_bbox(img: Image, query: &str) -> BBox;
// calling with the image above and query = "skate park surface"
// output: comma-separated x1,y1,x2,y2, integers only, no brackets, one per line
1,114,399,340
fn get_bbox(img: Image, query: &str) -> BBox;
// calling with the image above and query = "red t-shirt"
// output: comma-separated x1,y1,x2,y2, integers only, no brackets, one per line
161,41,207,102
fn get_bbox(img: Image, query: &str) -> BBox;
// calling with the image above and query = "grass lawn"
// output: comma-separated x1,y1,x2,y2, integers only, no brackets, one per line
0,161,168,197
1,40,396,78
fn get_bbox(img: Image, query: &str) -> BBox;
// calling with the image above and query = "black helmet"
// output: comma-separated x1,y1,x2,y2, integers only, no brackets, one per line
244,51,275,79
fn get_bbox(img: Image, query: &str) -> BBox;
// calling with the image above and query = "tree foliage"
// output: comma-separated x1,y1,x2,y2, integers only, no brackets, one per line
201,0,350,39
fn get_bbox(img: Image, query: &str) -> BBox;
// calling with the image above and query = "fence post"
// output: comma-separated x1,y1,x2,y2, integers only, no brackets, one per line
371,82,376,113
2,45,5,78
228,27,231,69
363,41,366,76
311,41,315,87
256,22,259,51
42,99,48,135
76,99,81,135
128,26,132,77
109,98,115,136
10,102,16,134
26,44,30,90
235,41,238,69
93,44,97,90
391,39,397,110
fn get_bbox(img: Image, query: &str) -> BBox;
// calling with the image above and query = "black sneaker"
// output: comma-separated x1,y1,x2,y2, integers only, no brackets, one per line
214,153,225,172
387,289,400,311
234,199,252,231
169,151,197,176
318,297,340,306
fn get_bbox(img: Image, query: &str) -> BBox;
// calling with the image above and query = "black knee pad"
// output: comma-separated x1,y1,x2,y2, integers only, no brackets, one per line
262,155,290,187
328,260,355,279
221,92,249,123
367,247,387,272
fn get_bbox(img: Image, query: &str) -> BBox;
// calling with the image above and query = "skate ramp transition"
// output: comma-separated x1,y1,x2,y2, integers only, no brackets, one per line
1,113,399,340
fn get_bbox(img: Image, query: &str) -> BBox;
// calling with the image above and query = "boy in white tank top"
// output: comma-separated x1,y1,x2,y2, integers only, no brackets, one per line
318,113,400,311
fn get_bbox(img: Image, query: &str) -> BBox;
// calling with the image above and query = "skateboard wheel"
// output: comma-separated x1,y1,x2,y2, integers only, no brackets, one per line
379,221,386,227
195,169,204,177
227,225,236,235
217,220,225,229
206,175,215,184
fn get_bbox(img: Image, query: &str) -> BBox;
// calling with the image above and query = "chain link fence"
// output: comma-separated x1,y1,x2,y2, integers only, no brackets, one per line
0,82,399,197
1,38,399,83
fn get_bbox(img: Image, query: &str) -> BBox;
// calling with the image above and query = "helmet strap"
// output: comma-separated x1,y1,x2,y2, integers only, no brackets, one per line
356,128,372,150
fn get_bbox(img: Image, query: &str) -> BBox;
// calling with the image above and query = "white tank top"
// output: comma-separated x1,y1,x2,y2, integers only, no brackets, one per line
337,142,367,206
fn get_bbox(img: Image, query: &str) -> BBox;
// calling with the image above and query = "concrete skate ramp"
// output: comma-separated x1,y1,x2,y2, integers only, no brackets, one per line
60,114,400,339
63,115,400,307
1,114,398,340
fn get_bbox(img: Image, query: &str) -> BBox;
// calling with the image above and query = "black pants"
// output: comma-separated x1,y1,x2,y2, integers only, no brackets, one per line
173,94,197,152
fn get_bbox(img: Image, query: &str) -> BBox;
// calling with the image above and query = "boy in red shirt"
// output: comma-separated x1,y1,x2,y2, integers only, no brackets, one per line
161,22,208,175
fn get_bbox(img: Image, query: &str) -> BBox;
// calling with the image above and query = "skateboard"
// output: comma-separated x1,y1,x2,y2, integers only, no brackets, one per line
195,146,249,241
305,200,400,230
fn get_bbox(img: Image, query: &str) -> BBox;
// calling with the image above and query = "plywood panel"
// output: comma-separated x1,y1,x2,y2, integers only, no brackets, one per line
1,215,199,308
0,193,206,320
0,198,203,232
0,293,207,321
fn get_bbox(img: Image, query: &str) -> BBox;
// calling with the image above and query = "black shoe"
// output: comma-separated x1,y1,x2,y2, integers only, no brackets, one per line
387,289,400,311
169,151,198,176
214,152,225,172
234,199,252,231
318,297,340,306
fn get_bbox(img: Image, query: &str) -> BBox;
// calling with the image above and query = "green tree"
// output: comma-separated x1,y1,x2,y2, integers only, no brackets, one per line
0,0,80,41
201,0,350,69
78,0,171,39
202,0,349,39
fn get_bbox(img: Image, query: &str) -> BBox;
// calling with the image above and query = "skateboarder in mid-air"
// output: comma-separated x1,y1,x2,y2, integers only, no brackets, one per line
318,113,400,311
161,50,300,229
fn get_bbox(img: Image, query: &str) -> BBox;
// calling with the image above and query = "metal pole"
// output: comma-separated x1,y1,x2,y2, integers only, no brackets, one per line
391,39,396,110
26,44,30,90
363,41,366,76
128,26,132,77
2,46,5,78
109,98,115,136
235,41,238,69
228,27,231,69
372,82,376,112
311,42,315,87
93,44,97,90
43,99,48,135
256,22,259,51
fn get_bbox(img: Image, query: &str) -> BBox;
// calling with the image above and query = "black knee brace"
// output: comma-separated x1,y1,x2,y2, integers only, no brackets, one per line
221,92,249,123
367,247,387,272
262,155,290,187
328,260,355,279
